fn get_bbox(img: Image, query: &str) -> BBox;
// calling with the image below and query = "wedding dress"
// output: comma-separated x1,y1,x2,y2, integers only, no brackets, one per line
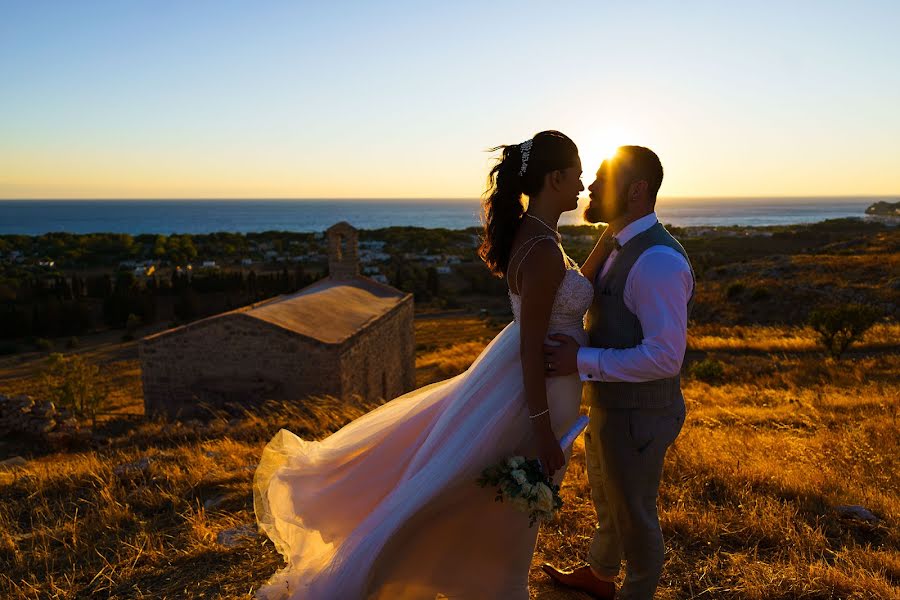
253,238,594,599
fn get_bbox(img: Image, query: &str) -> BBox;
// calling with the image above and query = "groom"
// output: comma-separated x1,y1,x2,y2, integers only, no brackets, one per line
542,146,694,600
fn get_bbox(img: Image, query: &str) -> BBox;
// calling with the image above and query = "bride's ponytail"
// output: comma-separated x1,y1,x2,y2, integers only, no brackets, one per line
478,144,526,276
478,130,579,277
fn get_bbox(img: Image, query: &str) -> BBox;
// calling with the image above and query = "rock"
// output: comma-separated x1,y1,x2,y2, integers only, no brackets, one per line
34,419,57,434
204,495,227,510
59,417,79,430
32,401,56,418
0,456,27,469
114,456,152,477
216,524,260,547
835,505,880,524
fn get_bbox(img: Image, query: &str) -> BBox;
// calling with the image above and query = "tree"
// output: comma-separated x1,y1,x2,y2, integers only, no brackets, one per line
124,313,142,340
39,352,108,426
808,304,881,359
426,267,440,299
174,289,200,322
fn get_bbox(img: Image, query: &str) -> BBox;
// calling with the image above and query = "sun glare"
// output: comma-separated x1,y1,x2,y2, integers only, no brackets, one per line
579,126,636,173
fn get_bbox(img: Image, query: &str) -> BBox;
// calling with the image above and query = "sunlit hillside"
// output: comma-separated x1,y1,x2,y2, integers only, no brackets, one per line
1,226,898,599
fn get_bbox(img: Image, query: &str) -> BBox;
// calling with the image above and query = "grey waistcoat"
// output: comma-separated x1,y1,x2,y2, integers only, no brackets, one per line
583,222,695,409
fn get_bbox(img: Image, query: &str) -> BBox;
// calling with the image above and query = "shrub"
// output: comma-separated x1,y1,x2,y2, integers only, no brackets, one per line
39,352,108,426
689,358,725,382
750,287,770,302
808,304,881,359
35,338,53,351
0,341,18,355
122,313,143,342
726,282,745,299
126,313,142,335
66,336,79,349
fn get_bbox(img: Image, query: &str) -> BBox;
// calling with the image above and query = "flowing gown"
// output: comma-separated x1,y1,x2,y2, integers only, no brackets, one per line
253,251,594,599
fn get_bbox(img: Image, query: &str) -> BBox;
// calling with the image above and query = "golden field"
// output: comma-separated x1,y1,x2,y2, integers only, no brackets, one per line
1,316,897,599
1,225,898,599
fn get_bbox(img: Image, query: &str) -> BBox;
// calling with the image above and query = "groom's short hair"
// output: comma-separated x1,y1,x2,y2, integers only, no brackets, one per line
615,146,663,203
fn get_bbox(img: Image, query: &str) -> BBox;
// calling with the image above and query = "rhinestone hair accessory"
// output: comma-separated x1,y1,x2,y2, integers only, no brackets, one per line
518,139,533,176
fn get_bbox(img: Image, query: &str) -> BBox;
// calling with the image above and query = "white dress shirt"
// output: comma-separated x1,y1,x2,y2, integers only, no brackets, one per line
576,212,694,383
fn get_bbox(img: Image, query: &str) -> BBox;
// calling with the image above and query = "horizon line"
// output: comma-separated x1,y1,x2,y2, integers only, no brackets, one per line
0,194,896,202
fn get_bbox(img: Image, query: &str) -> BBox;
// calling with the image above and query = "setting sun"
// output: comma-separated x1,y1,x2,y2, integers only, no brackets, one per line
577,123,648,175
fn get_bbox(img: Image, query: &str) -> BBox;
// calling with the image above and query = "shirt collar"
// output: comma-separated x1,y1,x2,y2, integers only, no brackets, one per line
613,212,659,247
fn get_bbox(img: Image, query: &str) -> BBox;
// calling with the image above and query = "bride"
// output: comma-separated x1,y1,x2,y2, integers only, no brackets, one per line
253,130,613,599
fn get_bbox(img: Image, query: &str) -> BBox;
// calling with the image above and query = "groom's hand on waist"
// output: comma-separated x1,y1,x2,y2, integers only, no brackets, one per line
543,334,580,377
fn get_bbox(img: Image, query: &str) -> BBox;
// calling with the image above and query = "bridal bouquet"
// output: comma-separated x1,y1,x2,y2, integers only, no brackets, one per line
476,415,589,527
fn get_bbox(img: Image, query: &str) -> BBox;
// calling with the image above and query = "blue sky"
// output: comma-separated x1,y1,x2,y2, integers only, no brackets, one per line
2,0,899,198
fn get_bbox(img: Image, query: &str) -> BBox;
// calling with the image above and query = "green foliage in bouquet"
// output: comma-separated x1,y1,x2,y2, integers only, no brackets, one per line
476,455,563,527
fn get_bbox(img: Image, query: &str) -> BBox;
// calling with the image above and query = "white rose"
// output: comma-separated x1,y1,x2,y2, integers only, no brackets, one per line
535,483,555,513
511,469,528,485
511,496,530,512
506,456,525,469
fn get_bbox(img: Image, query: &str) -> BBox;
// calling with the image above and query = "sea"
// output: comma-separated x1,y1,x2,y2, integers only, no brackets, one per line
0,197,891,236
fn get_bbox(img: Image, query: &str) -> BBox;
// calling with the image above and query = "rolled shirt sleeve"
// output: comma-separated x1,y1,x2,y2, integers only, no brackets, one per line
577,247,693,383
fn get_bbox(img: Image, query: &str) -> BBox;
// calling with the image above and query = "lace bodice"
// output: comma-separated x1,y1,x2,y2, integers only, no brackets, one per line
508,244,594,335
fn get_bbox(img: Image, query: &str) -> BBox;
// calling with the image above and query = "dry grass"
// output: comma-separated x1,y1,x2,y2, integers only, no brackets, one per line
532,351,900,600
1,315,898,599
416,341,489,386
0,397,380,599
688,323,900,354
414,314,505,351
414,315,506,386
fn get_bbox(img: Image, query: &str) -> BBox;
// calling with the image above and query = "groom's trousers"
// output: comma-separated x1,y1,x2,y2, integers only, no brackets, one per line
584,394,686,600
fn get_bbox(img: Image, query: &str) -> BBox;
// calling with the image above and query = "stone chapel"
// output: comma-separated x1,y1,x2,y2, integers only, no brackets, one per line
139,222,415,418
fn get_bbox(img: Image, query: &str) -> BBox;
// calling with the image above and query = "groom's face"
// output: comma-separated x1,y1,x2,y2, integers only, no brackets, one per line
583,159,628,224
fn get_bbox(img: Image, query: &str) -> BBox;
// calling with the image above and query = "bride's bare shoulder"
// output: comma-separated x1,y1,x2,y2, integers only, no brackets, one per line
507,234,565,294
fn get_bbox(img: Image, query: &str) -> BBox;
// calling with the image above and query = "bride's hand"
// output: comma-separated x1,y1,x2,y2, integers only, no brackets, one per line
535,424,565,478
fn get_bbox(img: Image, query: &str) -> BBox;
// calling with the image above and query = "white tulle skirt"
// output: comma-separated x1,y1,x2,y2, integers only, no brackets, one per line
253,321,587,599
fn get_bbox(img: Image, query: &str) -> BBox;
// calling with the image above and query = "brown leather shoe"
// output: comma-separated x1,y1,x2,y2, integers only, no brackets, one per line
541,563,616,600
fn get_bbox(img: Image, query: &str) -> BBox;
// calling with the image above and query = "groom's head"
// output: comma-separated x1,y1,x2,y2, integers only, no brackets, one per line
584,145,663,226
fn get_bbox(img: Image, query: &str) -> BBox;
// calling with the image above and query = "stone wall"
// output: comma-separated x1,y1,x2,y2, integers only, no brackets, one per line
140,313,339,418
339,295,415,403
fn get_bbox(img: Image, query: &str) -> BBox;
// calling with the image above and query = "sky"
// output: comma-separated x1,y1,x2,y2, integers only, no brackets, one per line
2,1,899,200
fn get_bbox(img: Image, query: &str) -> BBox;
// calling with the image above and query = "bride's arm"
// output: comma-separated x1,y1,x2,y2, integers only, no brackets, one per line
516,242,567,475
579,224,614,282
